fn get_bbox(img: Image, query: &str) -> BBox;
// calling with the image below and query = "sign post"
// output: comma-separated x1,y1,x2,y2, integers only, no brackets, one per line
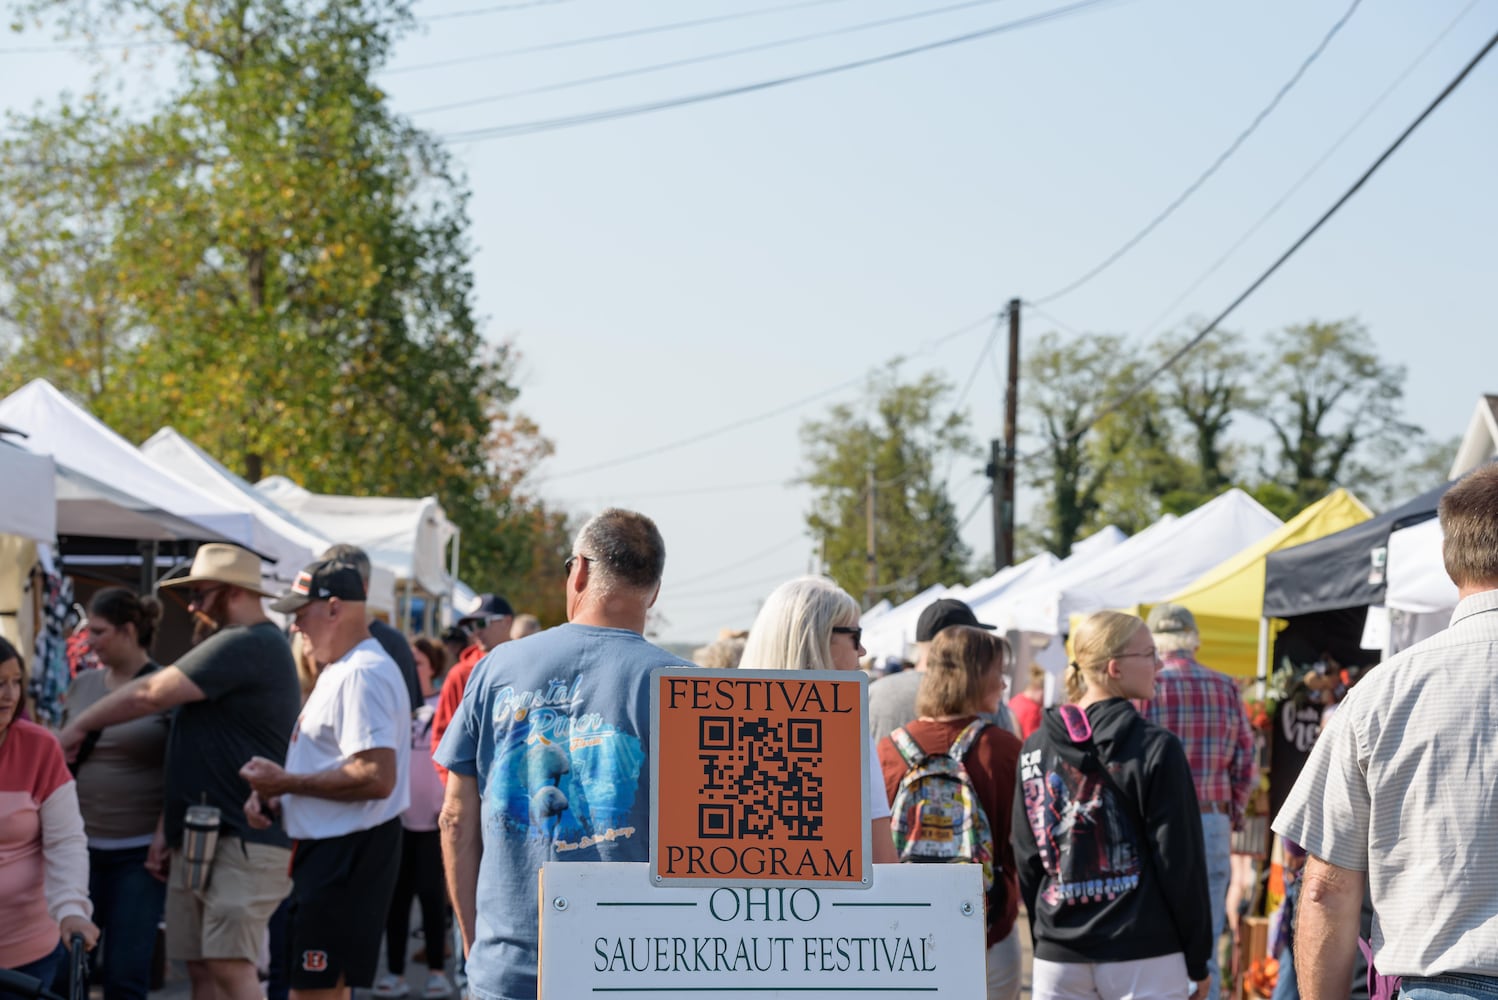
650,668,870,887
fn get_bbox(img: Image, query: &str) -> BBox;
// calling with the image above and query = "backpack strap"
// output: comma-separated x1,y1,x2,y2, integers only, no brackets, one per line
948,718,989,763
889,726,925,768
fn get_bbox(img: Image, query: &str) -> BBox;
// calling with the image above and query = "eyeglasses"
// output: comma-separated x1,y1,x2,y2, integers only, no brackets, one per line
1115,648,1160,662
188,585,223,607
564,554,591,575
831,626,863,646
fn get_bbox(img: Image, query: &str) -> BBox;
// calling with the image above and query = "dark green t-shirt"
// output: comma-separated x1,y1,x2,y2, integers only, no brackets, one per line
164,621,301,848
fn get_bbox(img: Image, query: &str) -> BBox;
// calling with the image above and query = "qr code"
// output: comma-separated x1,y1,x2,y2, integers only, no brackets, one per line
697,716,824,841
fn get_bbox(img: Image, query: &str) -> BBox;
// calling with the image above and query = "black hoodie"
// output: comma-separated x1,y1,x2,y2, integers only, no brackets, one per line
1011,697,1211,981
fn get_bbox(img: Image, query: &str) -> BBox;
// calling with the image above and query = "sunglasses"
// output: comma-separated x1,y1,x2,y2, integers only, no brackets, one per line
831,626,863,646
188,585,224,607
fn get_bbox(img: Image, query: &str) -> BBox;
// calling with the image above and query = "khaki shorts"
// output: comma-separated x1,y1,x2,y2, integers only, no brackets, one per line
166,837,292,963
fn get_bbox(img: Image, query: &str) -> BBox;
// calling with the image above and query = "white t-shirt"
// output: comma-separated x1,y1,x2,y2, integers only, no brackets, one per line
282,637,411,840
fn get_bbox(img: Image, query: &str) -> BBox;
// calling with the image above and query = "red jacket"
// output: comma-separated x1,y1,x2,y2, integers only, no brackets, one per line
431,644,486,783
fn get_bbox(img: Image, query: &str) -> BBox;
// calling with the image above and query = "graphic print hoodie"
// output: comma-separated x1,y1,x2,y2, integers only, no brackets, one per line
1011,697,1212,981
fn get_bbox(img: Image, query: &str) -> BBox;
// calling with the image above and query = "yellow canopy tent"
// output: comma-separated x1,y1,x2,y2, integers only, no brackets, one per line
1154,489,1373,678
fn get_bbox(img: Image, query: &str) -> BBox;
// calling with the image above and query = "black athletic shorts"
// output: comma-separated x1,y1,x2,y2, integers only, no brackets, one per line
286,818,403,989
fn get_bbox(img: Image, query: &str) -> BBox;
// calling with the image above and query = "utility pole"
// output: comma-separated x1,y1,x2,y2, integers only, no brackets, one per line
987,299,1021,570
1000,299,1024,568
865,463,877,608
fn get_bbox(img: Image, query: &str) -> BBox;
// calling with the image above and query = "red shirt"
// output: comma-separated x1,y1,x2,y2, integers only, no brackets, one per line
1008,692,1044,740
431,644,486,783
877,717,1022,945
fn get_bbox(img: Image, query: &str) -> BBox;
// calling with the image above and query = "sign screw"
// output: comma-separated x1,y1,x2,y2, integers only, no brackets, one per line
553,897,569,911
654,875,663,883
960,901,974,915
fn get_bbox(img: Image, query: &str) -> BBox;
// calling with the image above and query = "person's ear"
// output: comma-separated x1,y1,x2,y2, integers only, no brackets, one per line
327,598,340,621
647,582,661,609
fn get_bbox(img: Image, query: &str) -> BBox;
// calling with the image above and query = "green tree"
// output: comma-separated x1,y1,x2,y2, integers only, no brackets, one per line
0,0,555,591
1020,330,1177,554
1256,319,1415,510
800,366,974,607
1151,326,1250,511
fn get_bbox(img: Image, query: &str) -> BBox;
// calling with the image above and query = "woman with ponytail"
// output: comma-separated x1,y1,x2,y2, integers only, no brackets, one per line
62,588,170,1000
1013,610,1211,1000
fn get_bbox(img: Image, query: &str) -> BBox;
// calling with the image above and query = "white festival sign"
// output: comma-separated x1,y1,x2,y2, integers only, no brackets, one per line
538,862,985,998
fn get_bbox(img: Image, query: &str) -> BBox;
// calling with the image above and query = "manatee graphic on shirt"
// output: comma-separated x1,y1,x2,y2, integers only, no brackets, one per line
485,676,645,849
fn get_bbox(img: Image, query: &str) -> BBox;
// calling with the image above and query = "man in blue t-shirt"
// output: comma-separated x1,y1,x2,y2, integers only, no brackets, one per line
434,508,691,1000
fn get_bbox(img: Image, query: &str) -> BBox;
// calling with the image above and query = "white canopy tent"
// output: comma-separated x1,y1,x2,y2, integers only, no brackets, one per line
1374,517,1458,654
0,380,257,547
859,583,950,665
951,550,1064,619
984,489,1282,636
140,428,396,612
0,438,57,543
255,476,458,613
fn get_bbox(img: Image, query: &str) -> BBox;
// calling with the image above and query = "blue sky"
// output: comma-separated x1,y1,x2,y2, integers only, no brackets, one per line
4,0,1496,641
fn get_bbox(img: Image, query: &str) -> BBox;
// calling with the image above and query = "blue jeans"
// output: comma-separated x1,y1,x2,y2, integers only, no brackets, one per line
1201,813,1232,1000
2,941,65,1000
1270,946,1298,1000
89,845,166,1000
1403,974,1498,1000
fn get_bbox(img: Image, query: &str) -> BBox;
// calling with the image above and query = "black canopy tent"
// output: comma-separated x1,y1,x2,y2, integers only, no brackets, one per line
1259,477,1454,826
1262,478,1455,618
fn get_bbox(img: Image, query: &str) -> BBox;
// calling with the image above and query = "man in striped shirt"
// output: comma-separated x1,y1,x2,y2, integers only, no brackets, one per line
1142,602,1257,1000
1275,465,1498,1000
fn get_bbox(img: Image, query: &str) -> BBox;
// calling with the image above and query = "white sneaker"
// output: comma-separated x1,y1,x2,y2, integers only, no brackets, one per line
373,974,410,999
422,972,454,999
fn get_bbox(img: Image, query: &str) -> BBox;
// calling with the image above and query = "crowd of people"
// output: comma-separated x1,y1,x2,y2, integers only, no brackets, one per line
4,463,1498,1000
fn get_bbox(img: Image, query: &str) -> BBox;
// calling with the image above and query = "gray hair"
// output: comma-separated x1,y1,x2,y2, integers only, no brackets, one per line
740,577,860,672
574,509,666,592
1153,629,1200,655
321,543,372,587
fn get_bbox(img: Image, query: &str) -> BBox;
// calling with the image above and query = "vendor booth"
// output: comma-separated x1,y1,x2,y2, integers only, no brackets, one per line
255,476,458,633
141,428,397,615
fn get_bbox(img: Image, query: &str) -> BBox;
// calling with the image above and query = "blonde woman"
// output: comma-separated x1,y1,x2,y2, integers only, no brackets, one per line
1012,611,1210,1000
740,577,898,863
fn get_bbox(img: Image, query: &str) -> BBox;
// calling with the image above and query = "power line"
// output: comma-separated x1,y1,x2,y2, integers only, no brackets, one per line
0,0,587,53
1030,0,1365,306
866,482,990,595
387,0,861,75
559,478,790,503
1018,22,1498,465
1133,0,1482,339
409,0,1019,116
422,0,577,22
668,534,806,588
540,311,998,481
436,0,1129,144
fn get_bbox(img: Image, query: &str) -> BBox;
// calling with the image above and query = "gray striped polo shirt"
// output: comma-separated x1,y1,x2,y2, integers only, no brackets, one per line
1273,588,1498,978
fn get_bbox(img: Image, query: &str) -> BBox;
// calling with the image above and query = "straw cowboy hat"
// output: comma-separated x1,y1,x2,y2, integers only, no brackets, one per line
158,543,275,598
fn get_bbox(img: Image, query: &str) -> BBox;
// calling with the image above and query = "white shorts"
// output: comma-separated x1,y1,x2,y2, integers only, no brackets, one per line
1032,952,1191,1000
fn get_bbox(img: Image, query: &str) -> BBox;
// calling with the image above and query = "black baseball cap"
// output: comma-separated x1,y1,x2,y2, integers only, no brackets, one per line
457,593,514,625
270,559,367,613
915,598,996,642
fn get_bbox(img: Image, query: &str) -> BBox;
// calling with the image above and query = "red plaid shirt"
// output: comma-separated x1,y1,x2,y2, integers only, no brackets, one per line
1141,652,1256,828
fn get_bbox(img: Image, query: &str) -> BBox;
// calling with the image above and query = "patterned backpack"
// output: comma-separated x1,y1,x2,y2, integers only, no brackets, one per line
888,720,995,892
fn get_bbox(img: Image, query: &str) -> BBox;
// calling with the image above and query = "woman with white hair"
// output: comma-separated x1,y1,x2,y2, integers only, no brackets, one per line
740,577,898,862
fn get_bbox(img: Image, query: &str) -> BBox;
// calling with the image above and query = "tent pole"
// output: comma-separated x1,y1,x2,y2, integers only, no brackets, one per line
1256,617,1270,700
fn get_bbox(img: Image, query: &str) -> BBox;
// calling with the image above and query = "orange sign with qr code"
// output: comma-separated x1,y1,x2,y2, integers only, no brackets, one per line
650,667,870,887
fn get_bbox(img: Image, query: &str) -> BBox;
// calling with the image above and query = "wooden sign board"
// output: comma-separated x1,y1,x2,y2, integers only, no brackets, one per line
538,862,986,998
650,667,870,887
